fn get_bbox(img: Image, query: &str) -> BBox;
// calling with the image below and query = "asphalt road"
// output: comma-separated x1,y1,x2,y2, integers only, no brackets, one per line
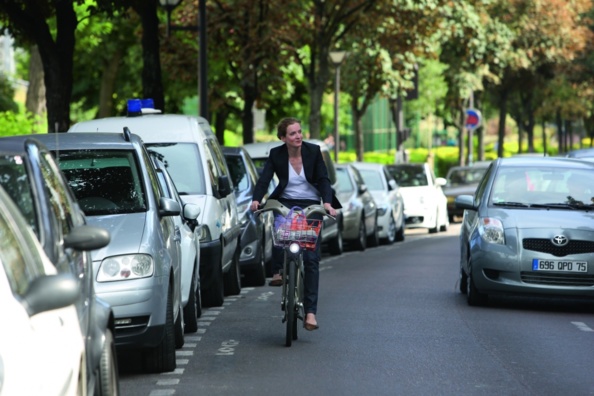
118,224,594,396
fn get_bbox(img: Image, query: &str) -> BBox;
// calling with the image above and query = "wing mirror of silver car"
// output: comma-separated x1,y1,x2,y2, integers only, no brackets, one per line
64,225,110,251
22,273,81,317
159,197,182,217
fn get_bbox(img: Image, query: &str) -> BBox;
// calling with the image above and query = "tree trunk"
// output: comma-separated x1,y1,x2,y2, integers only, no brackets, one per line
214,107,229,145
98,49,122,118
542,120,547,155
241,86,256,144
25,45,46,124
497,89,507,158
458,108,465,166
351,101,364,162
133,0,165,112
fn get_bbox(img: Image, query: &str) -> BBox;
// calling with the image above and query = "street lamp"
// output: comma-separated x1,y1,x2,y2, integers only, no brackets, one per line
158,0,208,120
329,50,347,163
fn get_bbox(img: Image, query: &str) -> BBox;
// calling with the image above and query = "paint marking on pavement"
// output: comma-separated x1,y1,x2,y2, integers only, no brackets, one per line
175,350,194,356
162,368,185,375
156,379,180,386
572,321,594,332
149,390,175,396
184,336,202,342
176,359,189,365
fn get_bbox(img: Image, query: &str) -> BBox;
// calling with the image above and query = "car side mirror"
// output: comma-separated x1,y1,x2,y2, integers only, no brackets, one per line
358,184,368,194
64,225,110,251
388,179,397,190
218,175,232,197
183,203,201,221
22,273,80,317
435,177,447,187
159,197,182,217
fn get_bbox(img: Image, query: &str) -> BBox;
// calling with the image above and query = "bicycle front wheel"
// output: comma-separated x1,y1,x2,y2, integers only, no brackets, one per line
285,258,296,347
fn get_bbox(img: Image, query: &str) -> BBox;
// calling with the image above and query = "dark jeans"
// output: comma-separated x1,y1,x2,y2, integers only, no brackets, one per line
272,198,323,315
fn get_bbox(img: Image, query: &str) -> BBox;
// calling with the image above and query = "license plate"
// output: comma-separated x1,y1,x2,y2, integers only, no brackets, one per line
532,259,588,272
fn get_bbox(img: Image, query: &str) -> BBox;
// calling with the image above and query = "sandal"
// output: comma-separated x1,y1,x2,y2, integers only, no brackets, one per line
268,275,282,287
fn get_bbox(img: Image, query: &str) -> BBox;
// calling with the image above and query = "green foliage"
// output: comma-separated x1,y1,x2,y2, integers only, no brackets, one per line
0,75,18,113
0,109,46,136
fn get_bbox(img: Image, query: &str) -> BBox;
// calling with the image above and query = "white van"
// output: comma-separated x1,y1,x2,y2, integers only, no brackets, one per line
243,139,343,255
69,106,242,307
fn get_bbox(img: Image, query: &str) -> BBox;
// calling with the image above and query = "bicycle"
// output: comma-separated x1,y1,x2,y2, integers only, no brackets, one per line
256,199,332,347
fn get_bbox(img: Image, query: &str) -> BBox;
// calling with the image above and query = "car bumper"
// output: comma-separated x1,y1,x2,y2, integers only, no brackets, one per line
341,210,361,240
94,273,168,348
238,221,263,269
404,205,435,229
468,231,594,299
199,238,222,289
376,211,392,238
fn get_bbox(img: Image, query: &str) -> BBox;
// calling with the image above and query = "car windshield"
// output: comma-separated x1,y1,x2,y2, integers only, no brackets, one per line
336,168,354,193
389,166,427,187
447,167,487,186
0,155,37,235
490,166,594,208
146,143,206,195
357,169,384,191
55,150,147,215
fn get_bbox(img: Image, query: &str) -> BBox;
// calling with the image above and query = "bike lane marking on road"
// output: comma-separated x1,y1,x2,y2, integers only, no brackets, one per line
572,321,594,332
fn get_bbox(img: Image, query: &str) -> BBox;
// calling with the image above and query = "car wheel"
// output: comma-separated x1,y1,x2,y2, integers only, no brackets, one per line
459,267,468,294
329,227,343,255
382,216,396,245
353,218,367,251
143,286,176,373
367,216,380,247
183,268,199,333
97,328,119,396
466,264,488,306
201,246,225,308
174,303,184,349
224,245,242,296
247,241,267,286
429,209,439,233
440,214,449,232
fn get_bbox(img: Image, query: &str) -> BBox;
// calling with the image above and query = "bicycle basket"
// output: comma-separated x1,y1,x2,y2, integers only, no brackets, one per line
273,207,322,251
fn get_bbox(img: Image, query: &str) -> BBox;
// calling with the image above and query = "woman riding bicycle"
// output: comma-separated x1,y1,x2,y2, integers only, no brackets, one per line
250,117,341,331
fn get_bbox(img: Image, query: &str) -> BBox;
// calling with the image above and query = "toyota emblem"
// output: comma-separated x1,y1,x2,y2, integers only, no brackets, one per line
552,235,569,246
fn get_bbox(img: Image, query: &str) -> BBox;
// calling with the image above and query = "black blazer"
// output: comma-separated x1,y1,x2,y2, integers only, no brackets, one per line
252,141,342,209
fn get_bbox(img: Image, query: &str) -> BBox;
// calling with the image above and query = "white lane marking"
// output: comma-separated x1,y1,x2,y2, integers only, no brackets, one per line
176,359,189,365
156,379,180,386
184,336,202,342
176,350,194,356
150,390,175,396
162,368,185,375
183,343,197,348
572,321,594,332
319,265,333,272
196,328,206,334
201,310,221,316
198,321,212,326
257,291,275,301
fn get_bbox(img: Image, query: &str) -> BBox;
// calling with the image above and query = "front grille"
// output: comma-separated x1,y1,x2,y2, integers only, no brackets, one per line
523,238,594,257
521,272,594,287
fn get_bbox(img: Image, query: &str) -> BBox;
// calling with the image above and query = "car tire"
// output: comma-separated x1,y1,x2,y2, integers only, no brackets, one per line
174,303,184,349
249,242,267,286
328,224,344,256
183,268,199,333
353,218,367,251
459,267,468,294
440,215,449,232
429,209,439,233
143,286,176,373
467,264,488,306
97,328,119,396
224,245,242,296
382,216,396,245
202,249,224,308
367,217,380,247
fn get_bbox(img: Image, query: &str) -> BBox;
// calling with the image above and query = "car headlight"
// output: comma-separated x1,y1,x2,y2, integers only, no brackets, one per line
97,254,154,282
478,217,504,244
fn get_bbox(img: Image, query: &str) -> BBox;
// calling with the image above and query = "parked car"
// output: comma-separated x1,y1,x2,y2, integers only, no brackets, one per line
0,136,118,394
0,184,84,395
386,163,449,233
335,163,379,250
69,103,242,307
151,154,203,333
33,130,184,373
243,139,344,255
566,148,594,158
222,146,274,285
443,163,490,222
455,156,594,306
351,162,405,244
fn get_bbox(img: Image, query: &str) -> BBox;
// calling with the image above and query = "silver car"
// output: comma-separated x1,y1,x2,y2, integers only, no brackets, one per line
335,163,379,250
456,157,594,306
34,131,184,373
351,162,405,244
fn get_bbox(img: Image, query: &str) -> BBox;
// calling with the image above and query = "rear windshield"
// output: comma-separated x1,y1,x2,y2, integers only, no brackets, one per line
146,143,206,195
55,150,147,216
388,166,427,187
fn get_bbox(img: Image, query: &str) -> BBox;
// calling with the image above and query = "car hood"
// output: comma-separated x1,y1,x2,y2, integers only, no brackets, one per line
487,207,594,230
443,184,479,197
369,190,389,205
85,213,147,261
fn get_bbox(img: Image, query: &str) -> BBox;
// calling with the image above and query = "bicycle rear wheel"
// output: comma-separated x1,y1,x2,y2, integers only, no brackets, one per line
285,258,296,347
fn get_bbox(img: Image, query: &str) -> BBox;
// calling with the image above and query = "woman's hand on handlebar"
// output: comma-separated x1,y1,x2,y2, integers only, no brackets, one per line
250,200,260,212
323,202,337,217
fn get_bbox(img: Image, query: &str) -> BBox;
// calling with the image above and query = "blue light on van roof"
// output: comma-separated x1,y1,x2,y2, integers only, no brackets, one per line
141,98,154,109
127,99,142,116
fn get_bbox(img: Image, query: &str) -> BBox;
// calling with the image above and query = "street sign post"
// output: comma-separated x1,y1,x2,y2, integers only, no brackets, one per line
465,108,482,165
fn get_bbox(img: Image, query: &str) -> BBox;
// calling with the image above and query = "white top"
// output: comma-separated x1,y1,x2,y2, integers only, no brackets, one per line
281,162,320,201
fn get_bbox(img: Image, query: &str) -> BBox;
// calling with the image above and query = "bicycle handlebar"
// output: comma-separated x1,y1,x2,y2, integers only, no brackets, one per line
254,199,335,220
